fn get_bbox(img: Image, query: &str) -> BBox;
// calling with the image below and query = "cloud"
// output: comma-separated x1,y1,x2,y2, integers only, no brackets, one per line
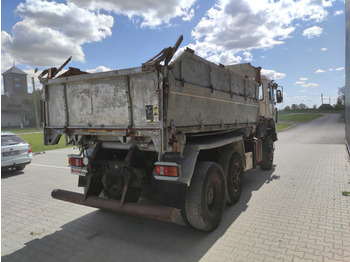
287,96,312,102
86,66,111,73
186,0,333,64
321,47,328,51
329,68,334,71
295,77,319,88
302,26,323,39
261,69,286,80
335,67,344,71
315,69,325,73
334,10,344,16
68,0,197,28
243,51,253,62
302,83,319,88
300,90,307,93
2,0,114,67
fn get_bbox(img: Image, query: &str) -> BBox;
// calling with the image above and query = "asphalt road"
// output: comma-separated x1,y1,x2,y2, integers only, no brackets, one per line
2,114,350,262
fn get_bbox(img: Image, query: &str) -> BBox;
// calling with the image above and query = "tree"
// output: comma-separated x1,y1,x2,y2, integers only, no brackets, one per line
338,86,345,105
291,104,298,110
284,106,291,111
313,104,317,109
298,103,308,110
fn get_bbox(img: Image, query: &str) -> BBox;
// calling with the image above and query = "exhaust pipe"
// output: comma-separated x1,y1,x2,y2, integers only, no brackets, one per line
51,189,180,223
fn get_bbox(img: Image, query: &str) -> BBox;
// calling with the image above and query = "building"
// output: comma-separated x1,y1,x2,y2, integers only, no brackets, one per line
318,104,334,110
1,65,31,128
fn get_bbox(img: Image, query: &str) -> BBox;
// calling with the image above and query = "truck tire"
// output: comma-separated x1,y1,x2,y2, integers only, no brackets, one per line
185,162,226,231
219,151,243,204
260,136,274,170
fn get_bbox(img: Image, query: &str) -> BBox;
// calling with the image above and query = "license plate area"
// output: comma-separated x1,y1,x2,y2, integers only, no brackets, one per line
71,167,87,176
3,151,20,157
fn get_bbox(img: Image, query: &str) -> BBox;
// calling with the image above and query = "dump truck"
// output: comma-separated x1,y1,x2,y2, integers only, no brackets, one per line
40,36,283,231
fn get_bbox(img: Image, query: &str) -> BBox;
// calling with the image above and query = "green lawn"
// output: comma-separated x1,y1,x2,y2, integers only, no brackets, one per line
1,127,72,153
2,127,43,134
19,133,72,153
278,113,323,122
276,123,292,131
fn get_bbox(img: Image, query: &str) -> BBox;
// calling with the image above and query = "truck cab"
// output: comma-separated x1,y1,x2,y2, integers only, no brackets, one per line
259,75,283,122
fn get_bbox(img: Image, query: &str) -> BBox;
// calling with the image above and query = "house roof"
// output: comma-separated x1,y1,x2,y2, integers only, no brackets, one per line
2,66,27,75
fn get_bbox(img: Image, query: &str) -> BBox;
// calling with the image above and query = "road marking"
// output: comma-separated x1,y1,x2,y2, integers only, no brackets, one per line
31,164,70,169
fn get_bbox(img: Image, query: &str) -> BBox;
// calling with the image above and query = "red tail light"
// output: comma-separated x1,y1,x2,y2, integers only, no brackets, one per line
69,157,83,167
28,145,32,154
155,165,178,177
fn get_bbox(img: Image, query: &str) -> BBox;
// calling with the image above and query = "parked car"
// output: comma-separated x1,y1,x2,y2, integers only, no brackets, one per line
1,132,33,171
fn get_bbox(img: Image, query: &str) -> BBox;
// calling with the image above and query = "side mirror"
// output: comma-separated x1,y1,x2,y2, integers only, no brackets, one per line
276,90,283,103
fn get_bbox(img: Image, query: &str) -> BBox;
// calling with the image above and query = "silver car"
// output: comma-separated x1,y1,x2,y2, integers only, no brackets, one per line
1,132,33,171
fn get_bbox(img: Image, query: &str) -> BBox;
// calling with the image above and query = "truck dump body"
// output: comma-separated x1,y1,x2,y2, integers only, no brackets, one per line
42,50,260,154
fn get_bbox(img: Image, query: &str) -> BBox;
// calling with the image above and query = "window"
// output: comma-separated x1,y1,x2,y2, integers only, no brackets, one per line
1,135,26,146
14,78,20,81
259,85,264,100
15,83,20,87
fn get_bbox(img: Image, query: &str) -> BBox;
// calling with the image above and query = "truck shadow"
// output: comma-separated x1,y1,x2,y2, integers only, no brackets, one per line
2,167,278,262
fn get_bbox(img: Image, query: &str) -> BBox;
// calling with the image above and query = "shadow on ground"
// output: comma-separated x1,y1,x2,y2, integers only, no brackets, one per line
2,167,278,262
1,169,25,179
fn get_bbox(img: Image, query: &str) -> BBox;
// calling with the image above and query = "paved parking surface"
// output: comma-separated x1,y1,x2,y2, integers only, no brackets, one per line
2,114,350,261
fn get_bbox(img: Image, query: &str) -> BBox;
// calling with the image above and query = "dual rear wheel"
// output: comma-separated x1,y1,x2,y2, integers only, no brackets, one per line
184,151,244,231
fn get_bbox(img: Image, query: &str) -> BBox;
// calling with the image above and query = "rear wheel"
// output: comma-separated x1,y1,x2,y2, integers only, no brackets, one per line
185,162,226,231
260,136,274,170
219,151,243,204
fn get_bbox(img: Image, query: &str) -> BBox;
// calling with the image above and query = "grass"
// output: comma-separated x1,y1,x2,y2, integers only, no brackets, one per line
278,113,323,122
342,191,350,196
1,127,72,153
19,133,72,153
276,123,292,131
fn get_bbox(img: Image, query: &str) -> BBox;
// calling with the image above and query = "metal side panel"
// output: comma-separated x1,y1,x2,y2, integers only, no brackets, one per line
167,51,259,131
167,82,259,128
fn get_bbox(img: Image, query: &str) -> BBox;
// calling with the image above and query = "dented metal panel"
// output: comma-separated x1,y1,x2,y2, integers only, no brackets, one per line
166,51,259,132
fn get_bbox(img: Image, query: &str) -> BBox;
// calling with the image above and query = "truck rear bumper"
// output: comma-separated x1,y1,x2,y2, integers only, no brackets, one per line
51,189,180,223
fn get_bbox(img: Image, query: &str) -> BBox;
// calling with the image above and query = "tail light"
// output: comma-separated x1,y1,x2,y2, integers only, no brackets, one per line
28,145,32,154
69,157,83,167
155,164,179,177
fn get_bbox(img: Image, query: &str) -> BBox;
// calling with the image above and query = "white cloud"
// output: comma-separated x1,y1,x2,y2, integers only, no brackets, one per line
261,69,286,80
2,0,114,67
335,67,344,71
300,90,307,93
334,10,344,16
86,66,111,73
302,83,319,88
68,0,197,28
1,51,14,73
316,69,325,73
294,77,319,88
302,26,323,39
329,68,334,71
321,47,328,51
243,51,253,62
186,0,333,64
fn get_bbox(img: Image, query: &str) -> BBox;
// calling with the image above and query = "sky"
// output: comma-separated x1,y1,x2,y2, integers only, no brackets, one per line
1,0,346,108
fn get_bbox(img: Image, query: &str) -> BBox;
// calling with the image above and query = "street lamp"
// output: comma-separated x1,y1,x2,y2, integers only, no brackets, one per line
32,68,40,130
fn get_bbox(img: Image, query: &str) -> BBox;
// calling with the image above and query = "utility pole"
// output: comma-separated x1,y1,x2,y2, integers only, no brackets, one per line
32,68,40,130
